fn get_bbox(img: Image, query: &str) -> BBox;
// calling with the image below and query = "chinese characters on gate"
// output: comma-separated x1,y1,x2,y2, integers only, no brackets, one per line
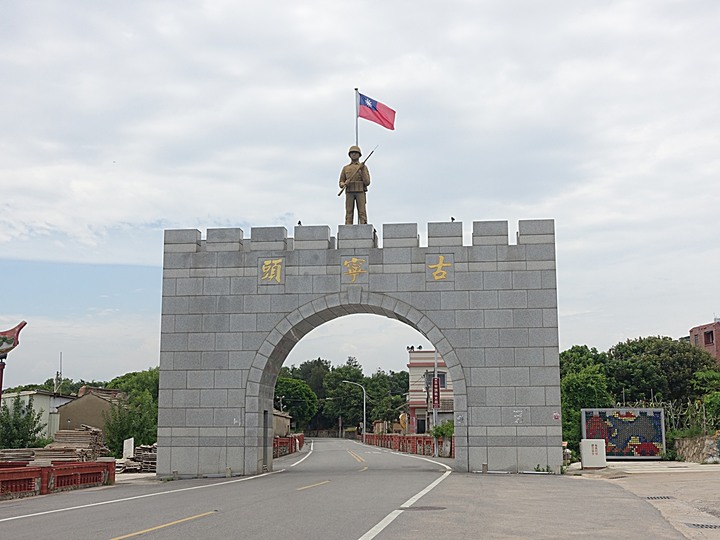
261,258,283,283
427,255,451,280
259,255,455,284
343,257,367,283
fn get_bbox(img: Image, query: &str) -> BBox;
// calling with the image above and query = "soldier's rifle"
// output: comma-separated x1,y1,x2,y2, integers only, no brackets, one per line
338,145,378,196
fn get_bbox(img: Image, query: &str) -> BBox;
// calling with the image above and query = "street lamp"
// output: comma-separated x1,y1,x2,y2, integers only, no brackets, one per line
342,380,366,444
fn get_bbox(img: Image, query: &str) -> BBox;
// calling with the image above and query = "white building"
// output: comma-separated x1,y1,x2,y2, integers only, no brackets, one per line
1,389,75,439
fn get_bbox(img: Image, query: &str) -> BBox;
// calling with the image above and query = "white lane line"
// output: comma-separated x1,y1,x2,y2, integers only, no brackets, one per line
357,448,452,540
358,469,452,540
0,469,285,523
290,439,314,467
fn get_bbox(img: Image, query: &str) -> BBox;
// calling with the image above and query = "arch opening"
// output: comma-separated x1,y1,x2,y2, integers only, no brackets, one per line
246,294,470,475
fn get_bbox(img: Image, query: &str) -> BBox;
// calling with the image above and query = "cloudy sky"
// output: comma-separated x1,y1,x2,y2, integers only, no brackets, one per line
2,2,718,389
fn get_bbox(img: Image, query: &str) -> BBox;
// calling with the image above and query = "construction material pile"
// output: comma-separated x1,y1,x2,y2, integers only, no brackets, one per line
135,444,157,472
34,425,110,462
0,448,35,462
116,443,157,473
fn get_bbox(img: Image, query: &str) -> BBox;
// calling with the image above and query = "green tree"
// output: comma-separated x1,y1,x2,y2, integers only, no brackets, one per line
704,392,720,430
103,368,160,457
103,390,158,457
365,369,409,425
322,357,365,430
279,365,295,379
560,364,614,452
293,357,331,400
280,358,333,431
604,356,668,403
430,420,454,439
108,367,159,402
274,377,318,429
387,370,409,397
607,336,717,402
559,345,607,378
0,394,48,448
691,371,720,431
692,370,720,395
371,394,406,424
5,377,108,395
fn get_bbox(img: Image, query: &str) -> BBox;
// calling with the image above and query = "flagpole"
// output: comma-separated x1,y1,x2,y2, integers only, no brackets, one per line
354,88,359,146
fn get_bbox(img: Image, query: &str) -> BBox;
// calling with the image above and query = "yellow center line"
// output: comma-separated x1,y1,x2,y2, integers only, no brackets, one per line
296,480,330,491
348,450,365,463
359,466,368,472
110,511,216,540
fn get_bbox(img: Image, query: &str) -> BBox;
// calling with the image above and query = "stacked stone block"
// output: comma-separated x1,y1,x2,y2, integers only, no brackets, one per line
158,219,561,477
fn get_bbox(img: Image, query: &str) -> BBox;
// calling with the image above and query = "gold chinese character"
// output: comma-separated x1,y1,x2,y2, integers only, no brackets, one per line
261,258,283,283
343,257,367,283
428,255,452,280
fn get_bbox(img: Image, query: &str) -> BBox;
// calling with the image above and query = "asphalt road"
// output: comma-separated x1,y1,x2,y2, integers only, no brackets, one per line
3,441,717,539
0,439,451,540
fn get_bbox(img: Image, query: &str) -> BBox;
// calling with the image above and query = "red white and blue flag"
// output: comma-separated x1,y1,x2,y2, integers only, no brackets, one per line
357,92,396,130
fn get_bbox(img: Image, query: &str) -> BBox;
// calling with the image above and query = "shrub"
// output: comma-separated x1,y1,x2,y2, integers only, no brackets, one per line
430,420,454,439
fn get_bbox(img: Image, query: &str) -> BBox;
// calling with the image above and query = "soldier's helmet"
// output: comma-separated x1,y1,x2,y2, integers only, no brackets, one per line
348,145,362,156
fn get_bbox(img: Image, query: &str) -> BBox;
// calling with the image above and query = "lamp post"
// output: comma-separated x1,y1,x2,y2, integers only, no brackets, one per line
342,380,366,444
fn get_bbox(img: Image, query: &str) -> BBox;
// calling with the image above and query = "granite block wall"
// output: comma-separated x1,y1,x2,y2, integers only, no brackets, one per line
158,219,562,476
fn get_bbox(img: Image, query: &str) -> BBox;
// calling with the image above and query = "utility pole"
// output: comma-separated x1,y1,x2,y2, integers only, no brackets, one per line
433,349,439,457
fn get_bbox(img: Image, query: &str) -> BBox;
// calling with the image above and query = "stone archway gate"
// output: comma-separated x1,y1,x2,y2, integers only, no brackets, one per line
157,220,562,477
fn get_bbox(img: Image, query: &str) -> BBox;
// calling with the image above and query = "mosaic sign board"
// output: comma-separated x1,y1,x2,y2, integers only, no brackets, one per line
581,408,665,459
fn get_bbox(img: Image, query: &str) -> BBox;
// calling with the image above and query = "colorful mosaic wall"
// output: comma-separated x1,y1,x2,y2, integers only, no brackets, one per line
581,408,665,459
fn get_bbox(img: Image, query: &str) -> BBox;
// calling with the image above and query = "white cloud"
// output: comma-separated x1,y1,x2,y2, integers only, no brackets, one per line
1,2,719,385
0,313,159,389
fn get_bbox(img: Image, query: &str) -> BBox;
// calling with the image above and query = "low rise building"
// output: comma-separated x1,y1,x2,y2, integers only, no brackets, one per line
0,389,75,439
689,319,720,362
273,409,291,437
406,347,454,434
57,386,125,434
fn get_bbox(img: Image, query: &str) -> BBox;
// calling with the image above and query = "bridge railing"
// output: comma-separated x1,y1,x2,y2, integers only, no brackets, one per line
363,434,455,458
0,459,115,500
273,434,305,458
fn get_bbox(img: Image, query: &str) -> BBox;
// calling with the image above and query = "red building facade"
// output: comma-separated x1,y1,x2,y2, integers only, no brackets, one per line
406,348,454,434
689,319,720,362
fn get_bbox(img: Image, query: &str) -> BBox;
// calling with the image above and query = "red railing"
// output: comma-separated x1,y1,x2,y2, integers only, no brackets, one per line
50,462,114,492
0,467,41,498
364,434,455,458
0,460,115,500
273,434,305,458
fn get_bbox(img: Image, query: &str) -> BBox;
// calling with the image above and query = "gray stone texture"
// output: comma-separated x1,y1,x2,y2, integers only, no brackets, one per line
158,219,560,477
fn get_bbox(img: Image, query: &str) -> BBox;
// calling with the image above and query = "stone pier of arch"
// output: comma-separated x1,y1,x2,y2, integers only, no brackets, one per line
157,220,562,477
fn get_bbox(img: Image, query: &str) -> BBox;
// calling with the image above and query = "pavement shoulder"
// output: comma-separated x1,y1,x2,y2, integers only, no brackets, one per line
567,461,720,538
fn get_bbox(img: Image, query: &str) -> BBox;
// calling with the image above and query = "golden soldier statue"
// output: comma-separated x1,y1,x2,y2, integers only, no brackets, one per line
339,145,371,225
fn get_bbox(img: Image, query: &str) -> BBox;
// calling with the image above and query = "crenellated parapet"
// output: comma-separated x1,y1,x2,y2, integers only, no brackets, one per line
164,220,555,253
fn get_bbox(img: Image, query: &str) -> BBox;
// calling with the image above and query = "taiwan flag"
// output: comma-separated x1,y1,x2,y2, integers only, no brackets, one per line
358,92,396,130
